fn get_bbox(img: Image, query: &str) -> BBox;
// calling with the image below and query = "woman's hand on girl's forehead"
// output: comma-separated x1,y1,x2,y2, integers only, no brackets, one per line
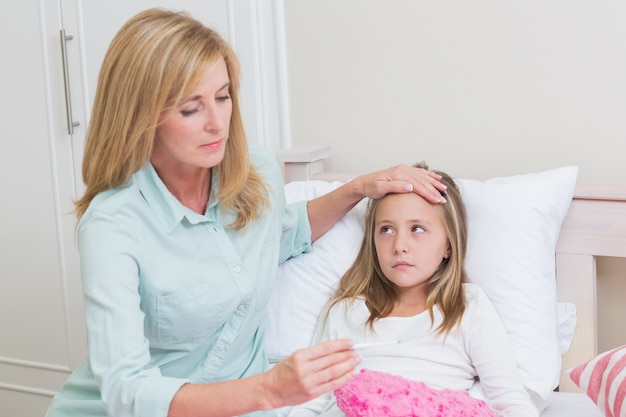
355,164,447,204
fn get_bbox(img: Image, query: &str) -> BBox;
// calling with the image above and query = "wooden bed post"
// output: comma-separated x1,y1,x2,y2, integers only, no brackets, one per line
276,145,331,183
556,253,598,393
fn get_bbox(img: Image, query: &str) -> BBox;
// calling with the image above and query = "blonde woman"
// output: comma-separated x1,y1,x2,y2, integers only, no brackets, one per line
44,8,447,417
288,164,537,417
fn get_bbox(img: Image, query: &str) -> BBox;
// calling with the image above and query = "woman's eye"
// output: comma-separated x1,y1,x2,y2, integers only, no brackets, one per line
180,107,199,117
412,225,425,233
217,94,231,102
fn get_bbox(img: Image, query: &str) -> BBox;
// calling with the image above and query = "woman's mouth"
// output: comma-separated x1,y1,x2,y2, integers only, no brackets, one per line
202,139,223,150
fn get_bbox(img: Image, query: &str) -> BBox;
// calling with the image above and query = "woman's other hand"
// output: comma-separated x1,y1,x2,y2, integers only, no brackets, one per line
261,339,360,408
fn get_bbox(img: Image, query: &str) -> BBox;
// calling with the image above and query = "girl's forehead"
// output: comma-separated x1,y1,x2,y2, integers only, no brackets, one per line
375,192,443,220
378,192,431,210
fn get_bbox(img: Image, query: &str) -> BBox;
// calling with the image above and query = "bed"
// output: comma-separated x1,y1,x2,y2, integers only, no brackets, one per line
266,146,626,417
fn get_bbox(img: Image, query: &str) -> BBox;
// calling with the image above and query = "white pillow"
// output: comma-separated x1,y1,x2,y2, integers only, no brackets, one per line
265,180,366,363
458,166,577,411
265,167,578,411
557,302,577,356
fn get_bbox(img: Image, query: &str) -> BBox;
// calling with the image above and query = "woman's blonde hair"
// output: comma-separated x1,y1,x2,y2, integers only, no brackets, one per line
75,8,268,228
328,162,469,336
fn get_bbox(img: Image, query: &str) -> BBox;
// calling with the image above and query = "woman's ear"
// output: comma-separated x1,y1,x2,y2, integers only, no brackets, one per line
443,246,451,259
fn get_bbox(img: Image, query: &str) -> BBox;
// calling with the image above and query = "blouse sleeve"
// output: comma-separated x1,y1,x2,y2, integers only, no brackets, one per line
279,200,313,263
79,210,188,417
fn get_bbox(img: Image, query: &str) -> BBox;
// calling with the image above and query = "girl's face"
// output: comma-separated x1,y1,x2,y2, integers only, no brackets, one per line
153,58,232,170
374,193,450,300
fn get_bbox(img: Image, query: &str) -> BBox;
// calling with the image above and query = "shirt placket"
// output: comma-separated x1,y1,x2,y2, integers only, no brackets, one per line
201,221,254,374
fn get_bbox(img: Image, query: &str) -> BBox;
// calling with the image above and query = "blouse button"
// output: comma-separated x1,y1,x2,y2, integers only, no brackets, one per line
233,266,241,273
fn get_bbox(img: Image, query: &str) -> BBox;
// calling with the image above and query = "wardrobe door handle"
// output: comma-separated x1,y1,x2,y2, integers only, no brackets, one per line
60,29,80,135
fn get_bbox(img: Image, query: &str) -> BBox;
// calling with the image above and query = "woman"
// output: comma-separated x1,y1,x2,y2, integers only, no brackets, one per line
45,8,447,417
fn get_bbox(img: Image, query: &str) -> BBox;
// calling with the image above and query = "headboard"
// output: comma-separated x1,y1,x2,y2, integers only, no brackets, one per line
277,146,626,393
553,185,626,391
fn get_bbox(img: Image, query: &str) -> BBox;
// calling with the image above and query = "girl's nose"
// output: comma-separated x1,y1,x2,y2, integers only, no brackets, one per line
394,237,408,254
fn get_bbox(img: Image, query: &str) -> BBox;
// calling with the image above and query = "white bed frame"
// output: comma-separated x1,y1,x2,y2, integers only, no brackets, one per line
277,146,626,395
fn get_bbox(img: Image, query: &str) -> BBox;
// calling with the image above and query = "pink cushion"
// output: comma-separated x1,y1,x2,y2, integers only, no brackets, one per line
334,369,494,417
568,345,626,417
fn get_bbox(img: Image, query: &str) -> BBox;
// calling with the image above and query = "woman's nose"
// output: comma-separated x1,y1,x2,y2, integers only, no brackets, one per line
204,106,225,131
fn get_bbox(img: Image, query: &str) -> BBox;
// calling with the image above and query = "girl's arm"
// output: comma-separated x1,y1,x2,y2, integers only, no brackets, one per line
466,287,539,417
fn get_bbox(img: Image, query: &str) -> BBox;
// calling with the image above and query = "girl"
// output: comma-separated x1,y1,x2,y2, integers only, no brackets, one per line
288,163,538,417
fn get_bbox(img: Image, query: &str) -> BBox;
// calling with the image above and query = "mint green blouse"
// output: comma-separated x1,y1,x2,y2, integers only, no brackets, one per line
45,144,312,417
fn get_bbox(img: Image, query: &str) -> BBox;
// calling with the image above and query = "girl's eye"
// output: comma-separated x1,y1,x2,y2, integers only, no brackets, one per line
217,94,231,102
380,225,393,234
412,225,425,233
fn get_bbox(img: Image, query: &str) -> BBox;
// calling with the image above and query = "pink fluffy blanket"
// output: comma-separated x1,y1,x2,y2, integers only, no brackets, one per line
334,369,495,417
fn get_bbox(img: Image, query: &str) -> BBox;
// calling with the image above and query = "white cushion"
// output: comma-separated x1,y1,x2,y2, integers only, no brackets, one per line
266,166,578,412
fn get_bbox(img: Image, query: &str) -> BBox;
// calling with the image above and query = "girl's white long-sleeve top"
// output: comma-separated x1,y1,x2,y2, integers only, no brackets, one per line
288,283,538,417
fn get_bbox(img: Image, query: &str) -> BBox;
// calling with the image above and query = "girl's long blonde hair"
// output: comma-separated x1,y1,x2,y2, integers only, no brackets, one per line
328,162,469,336
75,8,267,228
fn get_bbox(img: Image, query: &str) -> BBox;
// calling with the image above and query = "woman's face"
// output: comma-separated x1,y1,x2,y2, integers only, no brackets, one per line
153,58,233,170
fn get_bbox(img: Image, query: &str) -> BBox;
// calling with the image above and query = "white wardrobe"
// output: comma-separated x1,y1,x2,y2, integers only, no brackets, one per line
0,1,290,415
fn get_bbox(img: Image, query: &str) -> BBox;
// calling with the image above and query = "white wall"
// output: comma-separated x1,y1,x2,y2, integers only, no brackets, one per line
283,0,626,352
284,0,626,185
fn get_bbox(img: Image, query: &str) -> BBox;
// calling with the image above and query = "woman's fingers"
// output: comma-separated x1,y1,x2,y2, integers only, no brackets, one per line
358,165,447,203
266,339,360,406
290,339,358,384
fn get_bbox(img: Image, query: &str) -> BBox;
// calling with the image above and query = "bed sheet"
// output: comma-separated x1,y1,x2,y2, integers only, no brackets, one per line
541,392,603,417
